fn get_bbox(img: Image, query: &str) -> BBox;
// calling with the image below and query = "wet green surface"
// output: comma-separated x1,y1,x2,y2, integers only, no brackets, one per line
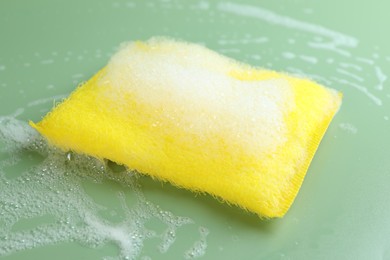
1,0,390,259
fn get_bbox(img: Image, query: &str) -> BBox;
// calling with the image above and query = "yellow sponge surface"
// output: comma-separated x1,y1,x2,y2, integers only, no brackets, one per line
31,38,342,218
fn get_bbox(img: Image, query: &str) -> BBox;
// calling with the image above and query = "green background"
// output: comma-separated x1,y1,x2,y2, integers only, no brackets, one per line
1,0,390,259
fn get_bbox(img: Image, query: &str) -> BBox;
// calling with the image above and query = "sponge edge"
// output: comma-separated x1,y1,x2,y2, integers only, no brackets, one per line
30,37,342,218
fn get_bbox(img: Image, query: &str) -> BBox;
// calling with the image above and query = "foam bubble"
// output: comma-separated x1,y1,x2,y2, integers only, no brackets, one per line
40,59,54,65
217,2,358,49
105,38,294,155
0,117,201,259
331,77,382,106
282,52,295,59
339,122,358,134
184,226,209,259
374,66,387,91
217,37,268,45
299,55,318,64
0,117,36,145
339,62,362,71
336,68,364,82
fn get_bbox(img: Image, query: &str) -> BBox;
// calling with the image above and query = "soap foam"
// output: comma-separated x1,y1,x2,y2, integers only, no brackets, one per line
104,38,294,155
339,122,358,134
0,116,199,259
184,226,209,259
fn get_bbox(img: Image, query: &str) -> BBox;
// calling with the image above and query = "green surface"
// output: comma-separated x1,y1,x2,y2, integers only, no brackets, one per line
1,0,390,259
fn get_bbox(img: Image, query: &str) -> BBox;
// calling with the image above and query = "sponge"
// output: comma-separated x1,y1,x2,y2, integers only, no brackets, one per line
30,37,342,218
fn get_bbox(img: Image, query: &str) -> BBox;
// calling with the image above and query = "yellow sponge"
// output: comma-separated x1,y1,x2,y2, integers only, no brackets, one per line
30,38,342,218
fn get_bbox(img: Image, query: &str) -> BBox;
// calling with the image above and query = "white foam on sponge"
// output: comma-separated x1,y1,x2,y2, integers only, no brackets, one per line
104,38,294,154
0,116,202,259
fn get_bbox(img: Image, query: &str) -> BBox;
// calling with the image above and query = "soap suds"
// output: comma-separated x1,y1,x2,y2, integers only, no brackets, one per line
336,68,364,82
339,122,358,134
211,1,389,108
299,55,318,64
184,226,209,259
282,52,295,59
307,41,351,57
374,66,387,91
356,57,375,65
104,38,294,155
331,77,382,106
72,73,85,79
217,2,358,49
0,1,389,257
27,94,67,107
217,37,268,45
0,116,201,259
339,62,362,71
40,59,54,65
